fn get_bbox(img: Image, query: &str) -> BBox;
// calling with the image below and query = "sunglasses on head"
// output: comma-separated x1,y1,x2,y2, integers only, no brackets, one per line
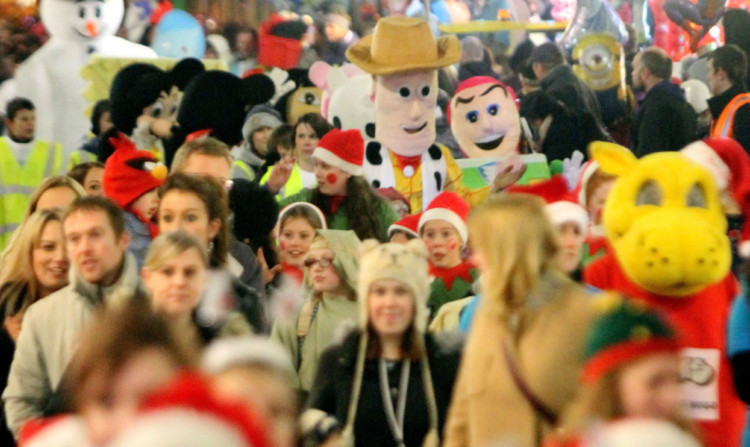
304,257,335,268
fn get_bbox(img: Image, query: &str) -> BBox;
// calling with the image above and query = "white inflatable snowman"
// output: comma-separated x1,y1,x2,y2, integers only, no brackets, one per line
11,0,157,156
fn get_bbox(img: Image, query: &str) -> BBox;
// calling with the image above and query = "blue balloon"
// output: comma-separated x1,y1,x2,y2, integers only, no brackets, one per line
151,10,206,59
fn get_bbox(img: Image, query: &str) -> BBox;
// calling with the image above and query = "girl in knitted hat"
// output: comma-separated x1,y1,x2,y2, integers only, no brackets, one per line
304,239,461,447
545,298,698,447
272,127,400,242
270,229,361,392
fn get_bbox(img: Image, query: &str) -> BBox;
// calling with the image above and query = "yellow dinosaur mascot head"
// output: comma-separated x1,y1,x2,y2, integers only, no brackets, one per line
591,142,731,296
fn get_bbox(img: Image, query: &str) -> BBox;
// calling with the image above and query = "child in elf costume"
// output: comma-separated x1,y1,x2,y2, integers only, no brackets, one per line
418,191,479,318
546,297,699,447
389,213,421,244
346,17,497,214
582,142,745,447
102,133,167,268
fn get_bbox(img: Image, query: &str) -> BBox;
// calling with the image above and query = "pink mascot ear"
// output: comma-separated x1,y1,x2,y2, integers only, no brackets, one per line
308,61,331,89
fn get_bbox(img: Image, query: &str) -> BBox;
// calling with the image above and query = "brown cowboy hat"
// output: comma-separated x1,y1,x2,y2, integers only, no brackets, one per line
346,17,460,75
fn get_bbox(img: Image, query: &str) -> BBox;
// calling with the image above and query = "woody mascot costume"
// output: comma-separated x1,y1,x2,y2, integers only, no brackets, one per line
346,17,492,214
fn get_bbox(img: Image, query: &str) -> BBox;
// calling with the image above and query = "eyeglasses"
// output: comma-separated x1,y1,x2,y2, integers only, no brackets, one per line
304,257,334,268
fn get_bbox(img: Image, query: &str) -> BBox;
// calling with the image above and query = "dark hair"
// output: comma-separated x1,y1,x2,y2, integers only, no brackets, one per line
366,323,422,361
638,47,672,80
529,42,565,70
294,113,333,142
268,123,295,152
90,99,111,136
279,204,325,232
708,44,749,87
68,297,197,411
158,173,230,268
67,161,105,186
310,176,387,241
64,196,126,238
724,8,750,67
5,97,34,120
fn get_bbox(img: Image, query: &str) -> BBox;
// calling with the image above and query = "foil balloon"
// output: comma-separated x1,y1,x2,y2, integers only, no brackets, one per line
151,9,206,59
559,0,629,50
663,0,727,51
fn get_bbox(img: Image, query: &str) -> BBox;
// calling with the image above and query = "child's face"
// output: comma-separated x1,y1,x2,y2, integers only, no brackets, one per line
278,217,317,267
314,159,351,196
131,189,160,220
421,220,463,268
589,179,615,226
617,352,682,420
390,231,414,245
277,145,293,159
252,126,272,156
304,247,343,293
557,222,584,274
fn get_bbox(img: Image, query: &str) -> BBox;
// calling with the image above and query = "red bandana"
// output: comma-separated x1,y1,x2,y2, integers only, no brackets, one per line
281,262,304,285
392,152,422,176
329,195,346,214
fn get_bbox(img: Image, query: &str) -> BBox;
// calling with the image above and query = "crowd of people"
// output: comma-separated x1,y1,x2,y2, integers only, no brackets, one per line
1,1,750,447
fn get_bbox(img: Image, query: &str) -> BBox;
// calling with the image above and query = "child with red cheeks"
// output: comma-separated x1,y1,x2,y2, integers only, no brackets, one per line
103,133,167,268
274,202,327,285
418,191,479,318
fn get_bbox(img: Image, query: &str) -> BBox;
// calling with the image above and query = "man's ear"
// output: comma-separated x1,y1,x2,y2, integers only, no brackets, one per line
119,229,131,252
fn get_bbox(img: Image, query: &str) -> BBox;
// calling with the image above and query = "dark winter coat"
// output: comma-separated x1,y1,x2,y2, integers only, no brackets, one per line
708,83,750,156
307,330,462,447
541,64,604,123
630,80,697,158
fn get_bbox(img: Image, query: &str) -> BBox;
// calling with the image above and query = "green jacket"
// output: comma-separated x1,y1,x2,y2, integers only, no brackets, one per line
280,189,400,242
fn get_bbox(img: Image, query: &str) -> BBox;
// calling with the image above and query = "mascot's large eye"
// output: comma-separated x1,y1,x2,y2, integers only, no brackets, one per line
95,5,101,18
419,83,431,98
79,6,85,18
465,111,479,123
297,91,321,106
150,103,164,118
397,85,412,99
487,104,499,116
635,180,662,206
687,183,708,209
332,117,342,129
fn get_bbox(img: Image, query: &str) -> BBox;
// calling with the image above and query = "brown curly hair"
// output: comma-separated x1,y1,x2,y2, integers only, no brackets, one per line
310,176,387,241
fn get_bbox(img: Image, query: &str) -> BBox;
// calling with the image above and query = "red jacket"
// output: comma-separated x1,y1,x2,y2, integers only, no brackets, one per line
584,254,745,447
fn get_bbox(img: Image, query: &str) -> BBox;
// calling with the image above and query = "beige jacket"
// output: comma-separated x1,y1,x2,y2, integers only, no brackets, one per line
443,274,598,447
3,253,141,436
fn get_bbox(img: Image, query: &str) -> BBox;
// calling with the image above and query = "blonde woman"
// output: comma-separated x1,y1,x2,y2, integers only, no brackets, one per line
0,209,68,445
443,195,600,447
142,231,251,348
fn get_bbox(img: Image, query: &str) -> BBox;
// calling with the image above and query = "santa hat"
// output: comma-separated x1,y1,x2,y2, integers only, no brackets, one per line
388,213,421,239
312,129,364,176
582,297,679,384
278,202,327,230
202,336,295,383
682,137,750,256
507,175,589,235
108,372,269,447
447,76,518,124
103,133,168,209
418,192,470,244
345,239,439,447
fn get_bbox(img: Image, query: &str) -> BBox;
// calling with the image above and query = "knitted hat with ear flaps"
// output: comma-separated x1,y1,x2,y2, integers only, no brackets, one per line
357,238,431,333
582,296,679,383
343,239,439,447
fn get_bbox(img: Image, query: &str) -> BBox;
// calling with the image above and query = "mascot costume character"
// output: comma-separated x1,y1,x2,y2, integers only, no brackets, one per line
346,17,490,213
583,142,746,447
11,0,157,156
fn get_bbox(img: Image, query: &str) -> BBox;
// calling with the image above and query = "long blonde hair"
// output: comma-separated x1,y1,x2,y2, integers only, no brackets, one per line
0,209,65,317
468,194,559,315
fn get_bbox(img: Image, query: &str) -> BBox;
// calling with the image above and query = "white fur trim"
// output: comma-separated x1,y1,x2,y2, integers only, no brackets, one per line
578,160,600,206
739,240,750,259
583,418,701,447
681,141,730,192
278,202,327,229
202,336,295,380
313,147,363,176
388,223,419,239
108,409,248,447
419,208,468,245
546,201,589,235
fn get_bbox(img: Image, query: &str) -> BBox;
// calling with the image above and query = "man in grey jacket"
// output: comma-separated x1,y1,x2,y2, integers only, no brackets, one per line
3,196,141,437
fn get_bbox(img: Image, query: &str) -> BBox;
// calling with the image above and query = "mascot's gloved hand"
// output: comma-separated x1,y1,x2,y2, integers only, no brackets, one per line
562,150,586,190
268,67,296,106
